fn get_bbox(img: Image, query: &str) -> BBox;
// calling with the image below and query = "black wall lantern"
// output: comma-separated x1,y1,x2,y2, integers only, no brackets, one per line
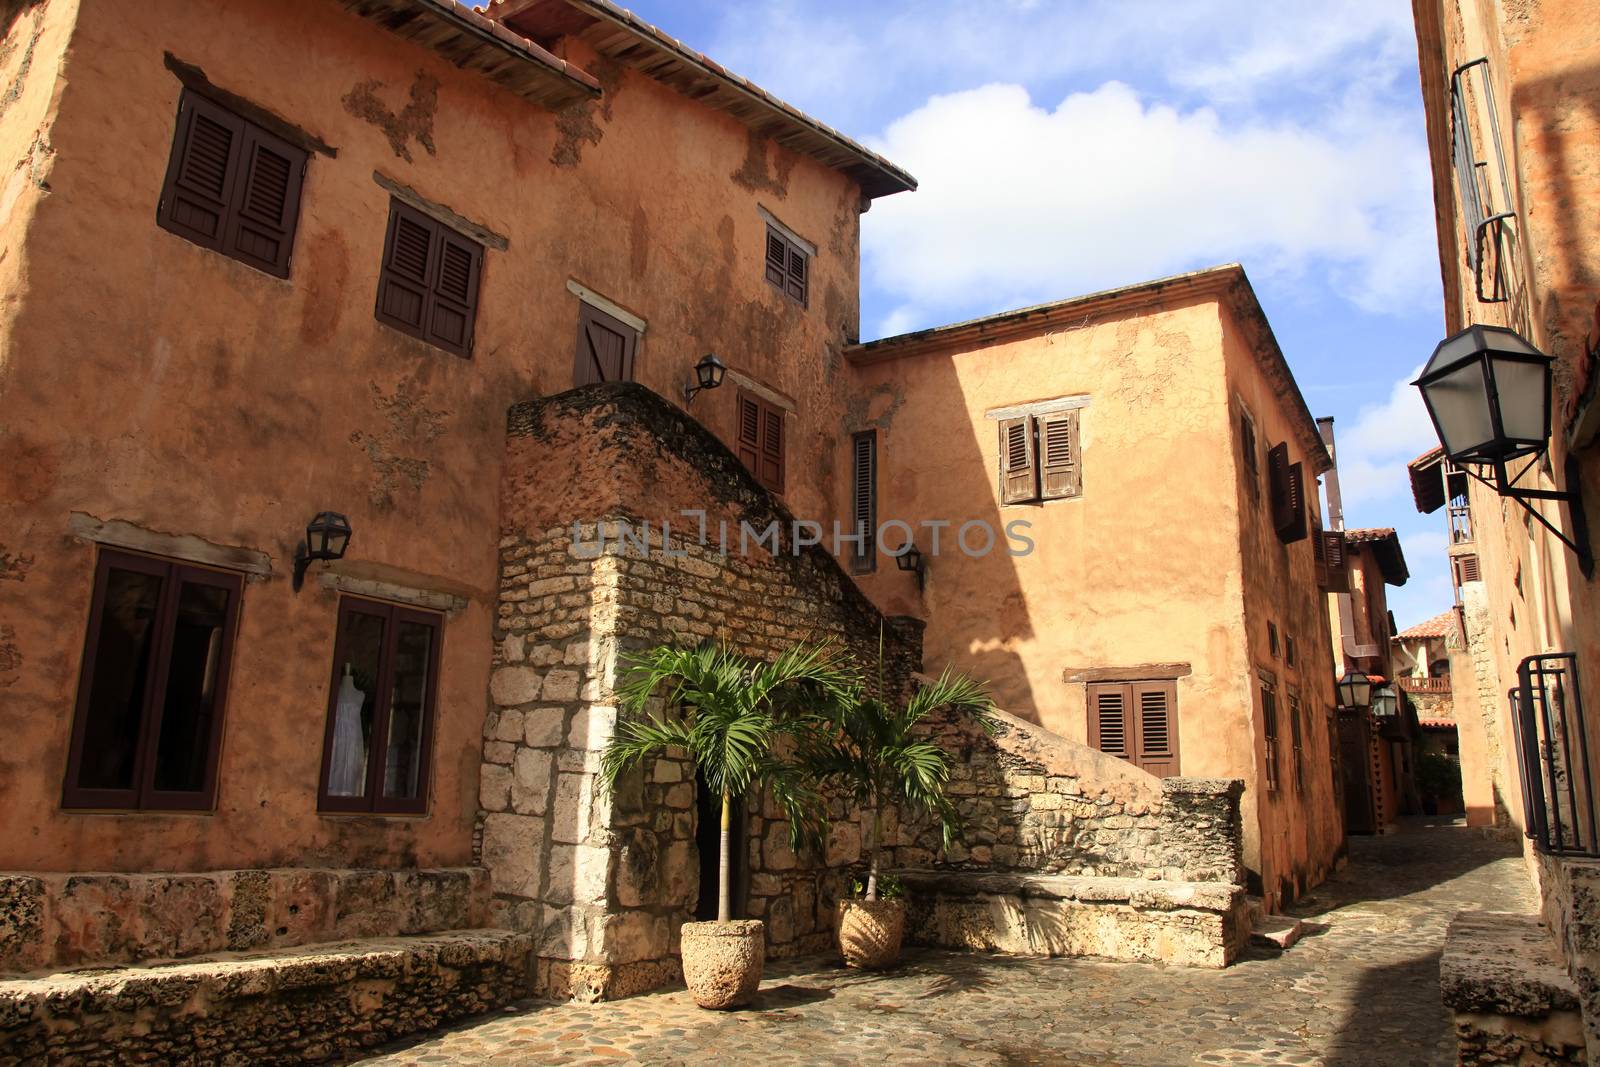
683,352,727,406
292,511,352,592
1337,667,1373,710
894,540,925,592
1414,324,1592,575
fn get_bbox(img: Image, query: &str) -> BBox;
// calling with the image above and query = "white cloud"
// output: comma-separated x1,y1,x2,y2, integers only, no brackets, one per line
859,81,1435,331
1329,366,1438,512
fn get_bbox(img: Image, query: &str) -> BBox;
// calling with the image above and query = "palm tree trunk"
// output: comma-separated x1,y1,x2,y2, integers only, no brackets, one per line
865,803,882,902
718,791,733,922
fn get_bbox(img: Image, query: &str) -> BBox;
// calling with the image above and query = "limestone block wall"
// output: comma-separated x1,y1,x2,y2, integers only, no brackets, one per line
0,867,488,975
887,707,1245,885
480,384,923,1001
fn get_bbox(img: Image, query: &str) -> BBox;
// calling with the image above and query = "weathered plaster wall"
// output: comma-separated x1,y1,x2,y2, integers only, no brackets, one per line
0,0,865,871
483,386,921,1001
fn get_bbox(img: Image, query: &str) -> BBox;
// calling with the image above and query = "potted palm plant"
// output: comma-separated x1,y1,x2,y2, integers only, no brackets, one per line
600,640,850,1009
806,665,996,969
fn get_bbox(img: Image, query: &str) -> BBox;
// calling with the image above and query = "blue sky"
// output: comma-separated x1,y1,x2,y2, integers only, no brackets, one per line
619,0,1454,628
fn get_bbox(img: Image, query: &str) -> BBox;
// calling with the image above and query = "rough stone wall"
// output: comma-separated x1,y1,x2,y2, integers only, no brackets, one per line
480,384,923,1001
887,708,1245,885
0,930,533,1064
0,867,487,975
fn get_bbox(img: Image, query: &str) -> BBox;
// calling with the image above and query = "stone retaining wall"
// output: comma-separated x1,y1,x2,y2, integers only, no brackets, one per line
888,706,1245,883
0,930,532,1064
482,384,923,1001
0,867,487,976
1442,910,1587,1064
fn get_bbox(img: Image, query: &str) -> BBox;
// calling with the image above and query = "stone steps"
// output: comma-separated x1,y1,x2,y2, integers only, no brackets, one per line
1245,897,1306,950
0,928,533,1064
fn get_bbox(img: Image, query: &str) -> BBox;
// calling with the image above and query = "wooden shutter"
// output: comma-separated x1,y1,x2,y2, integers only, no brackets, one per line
574,302,637,385
851,431,876,571
1454,553,1481,583
736,392,762,473
1261,684,1280,792
1088,684,1132,760
1278,462,1309,543
786,244,808,305
735,390,784,494
225,125,305,277
1132,680,1180,778
159,90,306,278
764,230,787,288
375,200,482,358
999,417,1038,504
1240,411,1259,497
1324,531,1349,592
1267,442,1291,528
1038,410,1081,500
760,403,785,492
764,225,809,306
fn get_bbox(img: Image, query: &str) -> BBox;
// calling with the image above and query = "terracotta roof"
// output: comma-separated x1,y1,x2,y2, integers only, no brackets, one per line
1408,446,1446,514
336,0,601,109
486,0,917,199
1344,527,1410,585
845,264,1332,475
1398,609,1456,639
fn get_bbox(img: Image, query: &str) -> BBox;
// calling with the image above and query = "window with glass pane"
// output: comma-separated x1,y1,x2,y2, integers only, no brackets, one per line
63,550,242,810
319,597,441,814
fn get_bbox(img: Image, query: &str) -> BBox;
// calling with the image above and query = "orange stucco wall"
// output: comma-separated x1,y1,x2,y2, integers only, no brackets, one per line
844,288,1340,905
0,0,865,871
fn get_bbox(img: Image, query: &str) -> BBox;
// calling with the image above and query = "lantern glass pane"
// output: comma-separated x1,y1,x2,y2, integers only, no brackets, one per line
1425,361,1496,458
1490,355,1550,444
325,529,350,557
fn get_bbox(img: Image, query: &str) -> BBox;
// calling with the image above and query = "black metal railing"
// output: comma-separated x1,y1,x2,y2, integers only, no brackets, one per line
1513,653,1600,856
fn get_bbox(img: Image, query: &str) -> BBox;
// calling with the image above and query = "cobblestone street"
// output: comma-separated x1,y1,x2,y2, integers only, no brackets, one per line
364,819,1530,1067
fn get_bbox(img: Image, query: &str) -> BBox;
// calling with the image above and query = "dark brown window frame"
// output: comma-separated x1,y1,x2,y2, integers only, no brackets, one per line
1288,688,1305,795
1261,677,1281,793
735,388,786,494
850,429,877,573
573,300,639,386
62,549,244,812
157,88,307,279
763,224,809,307
374,198,484,359
317,596,443,816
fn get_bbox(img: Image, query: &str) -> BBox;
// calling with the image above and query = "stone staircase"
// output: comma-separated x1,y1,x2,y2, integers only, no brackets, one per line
1246,896,1307,951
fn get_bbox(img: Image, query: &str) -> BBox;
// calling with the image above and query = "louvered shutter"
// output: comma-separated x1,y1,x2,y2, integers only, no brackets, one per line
1039,410,1081,500
1324,531,1349,592
1088,683,1133,760
760,404,785,492
999,417,1037,504
764,231,787,288
851,431,876,570
1278,462,1309,543
1313,515,1329,587
1267,442,1291,529
378,204,435,335
736,391,762,479
224,124,305,278
1456,553,1481,583
160,92,245,250
429,231,481,355
1132,681,1180,778
786,245,808,305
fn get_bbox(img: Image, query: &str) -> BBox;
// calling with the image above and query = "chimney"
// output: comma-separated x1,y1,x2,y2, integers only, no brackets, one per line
1317,416,1344,532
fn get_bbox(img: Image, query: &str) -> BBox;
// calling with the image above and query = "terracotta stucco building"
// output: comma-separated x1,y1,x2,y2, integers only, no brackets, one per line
1410,0,1600,1059
0,0,1347,1055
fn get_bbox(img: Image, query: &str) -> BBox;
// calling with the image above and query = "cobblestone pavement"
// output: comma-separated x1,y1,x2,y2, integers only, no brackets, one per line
364,820,1531,1066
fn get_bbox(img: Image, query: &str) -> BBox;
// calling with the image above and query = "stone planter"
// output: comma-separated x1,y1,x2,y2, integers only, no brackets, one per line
836,898,906,969
679,919,765,1009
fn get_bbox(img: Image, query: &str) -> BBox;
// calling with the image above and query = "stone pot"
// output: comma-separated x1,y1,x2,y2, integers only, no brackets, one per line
836,898,906,969
679,919,765,1009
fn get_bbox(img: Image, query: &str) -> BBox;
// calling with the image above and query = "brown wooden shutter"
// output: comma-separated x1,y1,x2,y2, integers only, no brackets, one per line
1132,680,1180,778
574,302,637,385
736,391,762,472
1038,410,1081,500
786,244,808,306
764,225,809,306
1313,516,1329,587
224,124,305,277
1087,683,1132,759
1278,462,1309,543
160,92,245,251
1324,531,1349,592
1240,411,1259,497
1455,553,1481,583
760,403,785,492
375,199,483,358
1267,442,1291,528
765,231,787,288
999,417,1037,504
851,431,876,571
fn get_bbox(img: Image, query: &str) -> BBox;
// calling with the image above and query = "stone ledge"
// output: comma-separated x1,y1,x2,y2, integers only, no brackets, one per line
0,930,534,1063
1441,911,1579,1017
894,869,1244,914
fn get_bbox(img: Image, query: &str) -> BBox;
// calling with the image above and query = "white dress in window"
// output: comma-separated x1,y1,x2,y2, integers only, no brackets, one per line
328,664,368,796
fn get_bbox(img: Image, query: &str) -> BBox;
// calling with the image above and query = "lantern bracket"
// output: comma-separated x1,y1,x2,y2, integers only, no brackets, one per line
1462,455,1593,578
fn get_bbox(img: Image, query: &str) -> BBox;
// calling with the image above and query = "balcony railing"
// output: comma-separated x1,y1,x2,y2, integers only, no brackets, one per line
1400,676,1452,695
1512,653,1600,857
